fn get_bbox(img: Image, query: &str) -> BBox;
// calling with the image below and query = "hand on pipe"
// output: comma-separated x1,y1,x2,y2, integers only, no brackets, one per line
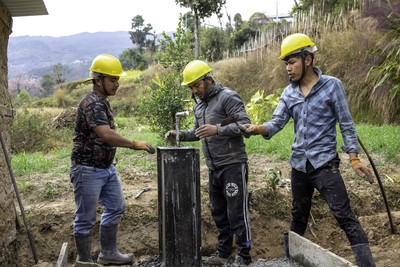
164,130,177,144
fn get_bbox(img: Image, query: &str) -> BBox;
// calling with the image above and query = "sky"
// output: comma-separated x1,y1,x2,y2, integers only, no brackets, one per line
10,0,295,37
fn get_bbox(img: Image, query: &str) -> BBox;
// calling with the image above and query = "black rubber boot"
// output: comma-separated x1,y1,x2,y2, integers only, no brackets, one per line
283,232,289,259
351,243,376,267
97,224,134,265
74,235,97,266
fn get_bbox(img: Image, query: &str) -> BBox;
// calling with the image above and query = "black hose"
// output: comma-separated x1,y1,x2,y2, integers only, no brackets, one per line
0,132,39,263
357,135,397,234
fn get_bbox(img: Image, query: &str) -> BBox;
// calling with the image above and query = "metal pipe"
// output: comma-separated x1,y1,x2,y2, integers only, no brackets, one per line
0,132,39,263
175,111,189,147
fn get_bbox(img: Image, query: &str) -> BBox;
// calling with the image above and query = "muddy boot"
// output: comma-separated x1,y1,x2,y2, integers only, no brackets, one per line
74,235,97,266
283,232,289,259
351,243,376,267
97,224,134,265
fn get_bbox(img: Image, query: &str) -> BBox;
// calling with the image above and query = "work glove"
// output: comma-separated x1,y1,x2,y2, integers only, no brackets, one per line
132,140,155,154
350,157,374,184
243,124,268,135
164,130,177,144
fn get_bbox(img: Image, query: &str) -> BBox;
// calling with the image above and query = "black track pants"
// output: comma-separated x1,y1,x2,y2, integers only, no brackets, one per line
209,162,252,262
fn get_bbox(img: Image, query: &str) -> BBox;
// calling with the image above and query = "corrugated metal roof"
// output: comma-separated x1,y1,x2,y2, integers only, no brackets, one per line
1,0,48,17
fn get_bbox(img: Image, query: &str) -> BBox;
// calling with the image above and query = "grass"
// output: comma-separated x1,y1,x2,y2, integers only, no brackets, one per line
246,123,400,164
244,122,294,160
10,118,400,178
12,152,52,175
355,124,400,162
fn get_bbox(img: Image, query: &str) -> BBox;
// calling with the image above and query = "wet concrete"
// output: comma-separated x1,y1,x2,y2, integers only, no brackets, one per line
253,258,304,267
135,256,304,267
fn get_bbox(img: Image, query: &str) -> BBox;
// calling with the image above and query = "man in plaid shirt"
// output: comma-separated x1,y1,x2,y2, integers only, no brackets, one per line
243,33,375,267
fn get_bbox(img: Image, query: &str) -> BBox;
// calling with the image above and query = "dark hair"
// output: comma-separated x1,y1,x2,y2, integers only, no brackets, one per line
284,50,314,64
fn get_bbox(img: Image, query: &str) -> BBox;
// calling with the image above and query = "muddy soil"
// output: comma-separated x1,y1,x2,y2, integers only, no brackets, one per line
13,153,400,267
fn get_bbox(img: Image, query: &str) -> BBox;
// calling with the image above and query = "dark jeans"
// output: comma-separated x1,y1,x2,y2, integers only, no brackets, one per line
290,156,368,245
209,162,252,262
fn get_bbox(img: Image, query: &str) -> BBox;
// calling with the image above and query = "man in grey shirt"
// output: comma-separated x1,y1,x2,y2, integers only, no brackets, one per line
166,60,252,266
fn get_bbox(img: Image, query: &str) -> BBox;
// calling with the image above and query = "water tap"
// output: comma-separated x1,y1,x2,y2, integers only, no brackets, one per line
175,110,189,147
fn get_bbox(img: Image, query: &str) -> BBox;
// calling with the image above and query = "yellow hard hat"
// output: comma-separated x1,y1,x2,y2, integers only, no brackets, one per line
278,33,316,60
89,54,126,77
181,60,212,85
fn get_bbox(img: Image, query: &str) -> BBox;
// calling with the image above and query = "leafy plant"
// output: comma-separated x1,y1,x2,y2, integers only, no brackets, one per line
266,167,282,192
43,182,60,199
366,15,400,101
245,89,281,124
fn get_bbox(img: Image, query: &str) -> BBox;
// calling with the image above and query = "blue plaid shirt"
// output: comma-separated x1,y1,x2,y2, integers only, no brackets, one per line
263,68,359,173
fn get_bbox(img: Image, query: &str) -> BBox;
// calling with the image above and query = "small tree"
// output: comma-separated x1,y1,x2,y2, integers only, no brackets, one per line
142,17,195,138
40,63,69,97
140,72,191,139
175,0,226,58
40,73,56,96
129,15,156,52
52,63,67,85
200,26,227,61
233,13,243,29
156,17,194,73
248,12,270,31
182,11,195,33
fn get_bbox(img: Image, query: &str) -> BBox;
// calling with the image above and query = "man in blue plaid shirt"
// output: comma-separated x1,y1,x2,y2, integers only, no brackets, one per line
243,33,375,267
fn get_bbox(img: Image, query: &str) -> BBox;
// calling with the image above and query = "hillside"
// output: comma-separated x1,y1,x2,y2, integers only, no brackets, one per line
8,31,133,81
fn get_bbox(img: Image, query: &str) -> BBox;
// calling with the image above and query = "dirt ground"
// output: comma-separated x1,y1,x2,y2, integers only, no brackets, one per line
13,152,400,267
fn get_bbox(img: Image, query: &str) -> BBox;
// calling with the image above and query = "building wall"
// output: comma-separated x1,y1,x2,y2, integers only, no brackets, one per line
0,1,17,264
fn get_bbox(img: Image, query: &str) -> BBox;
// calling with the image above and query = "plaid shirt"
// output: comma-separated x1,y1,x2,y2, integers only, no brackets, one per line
263,68,359,173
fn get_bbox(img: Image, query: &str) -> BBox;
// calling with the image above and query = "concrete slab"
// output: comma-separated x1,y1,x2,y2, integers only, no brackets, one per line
288,231,356,267
56,242,68,267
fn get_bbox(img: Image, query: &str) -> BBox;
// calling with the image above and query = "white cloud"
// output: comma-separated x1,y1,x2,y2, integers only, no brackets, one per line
10,0,294,37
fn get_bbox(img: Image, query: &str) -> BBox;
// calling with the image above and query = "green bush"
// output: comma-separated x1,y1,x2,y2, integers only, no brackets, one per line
10,109,55,153
139,72,192,139
12,89,31,107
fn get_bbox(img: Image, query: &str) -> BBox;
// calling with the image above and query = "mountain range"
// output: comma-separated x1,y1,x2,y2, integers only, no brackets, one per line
8,31,134,83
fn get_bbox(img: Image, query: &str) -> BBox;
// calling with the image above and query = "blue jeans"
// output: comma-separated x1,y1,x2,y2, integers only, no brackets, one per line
70,164,126,236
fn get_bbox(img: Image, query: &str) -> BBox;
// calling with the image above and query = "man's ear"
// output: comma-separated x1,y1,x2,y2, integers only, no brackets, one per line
305,54,313,66
94,77,102,86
